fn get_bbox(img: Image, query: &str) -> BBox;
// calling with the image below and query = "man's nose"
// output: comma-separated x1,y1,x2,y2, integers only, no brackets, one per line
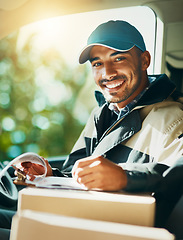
102,63,117,80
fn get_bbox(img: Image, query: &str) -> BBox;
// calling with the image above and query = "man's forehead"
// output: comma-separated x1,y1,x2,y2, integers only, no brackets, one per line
89,45,132,61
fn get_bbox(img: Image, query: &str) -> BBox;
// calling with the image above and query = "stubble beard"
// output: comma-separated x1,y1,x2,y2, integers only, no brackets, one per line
102,71,142,104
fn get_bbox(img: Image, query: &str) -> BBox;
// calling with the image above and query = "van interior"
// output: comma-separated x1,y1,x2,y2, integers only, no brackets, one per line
0,0,183,239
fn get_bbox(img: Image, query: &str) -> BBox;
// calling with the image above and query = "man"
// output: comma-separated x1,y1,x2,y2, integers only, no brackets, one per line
0,20,183,239
60,20,183,193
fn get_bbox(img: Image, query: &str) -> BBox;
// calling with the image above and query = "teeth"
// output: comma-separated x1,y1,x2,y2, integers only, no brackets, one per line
105,82,122,89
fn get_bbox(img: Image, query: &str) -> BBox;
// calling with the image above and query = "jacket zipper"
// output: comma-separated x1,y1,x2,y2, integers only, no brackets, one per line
98,105,143,143
98,116,125,143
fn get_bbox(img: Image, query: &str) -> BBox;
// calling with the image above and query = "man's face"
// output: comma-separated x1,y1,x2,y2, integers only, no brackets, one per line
89,46,149,108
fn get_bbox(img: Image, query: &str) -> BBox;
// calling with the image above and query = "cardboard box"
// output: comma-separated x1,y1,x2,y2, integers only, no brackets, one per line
18,187,155,227
10,210,174,240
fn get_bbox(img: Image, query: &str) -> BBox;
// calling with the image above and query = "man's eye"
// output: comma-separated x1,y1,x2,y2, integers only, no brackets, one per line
92,62,101,67
115,57,125,62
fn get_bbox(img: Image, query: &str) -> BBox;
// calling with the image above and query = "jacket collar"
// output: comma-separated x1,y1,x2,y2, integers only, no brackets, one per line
92,109,141,156
95,74,176,108
137,74,176,106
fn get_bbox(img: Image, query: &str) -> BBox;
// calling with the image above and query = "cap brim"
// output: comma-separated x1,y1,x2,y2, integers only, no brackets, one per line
79,42,134,64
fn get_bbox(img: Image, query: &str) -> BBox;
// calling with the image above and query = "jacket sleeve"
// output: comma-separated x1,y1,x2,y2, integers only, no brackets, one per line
60,148,87,177
121,100,183,192
51,145,88,177
59,108,99,176
120,162,169,192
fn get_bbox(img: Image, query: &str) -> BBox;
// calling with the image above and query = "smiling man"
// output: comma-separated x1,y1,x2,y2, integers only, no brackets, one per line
21,21,183,193
63,20,183,192
0,20,183,240
89,46,150,108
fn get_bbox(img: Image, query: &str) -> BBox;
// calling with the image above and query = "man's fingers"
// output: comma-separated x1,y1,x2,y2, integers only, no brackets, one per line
41,158,53,176
76,173,104,190
20,158,52,177
73,165,93,180
21,161,32,168
72,156,101,177
31,163,45,175
74,157,98,167
73,156,127,191
21,162,45,175
75,160,101,178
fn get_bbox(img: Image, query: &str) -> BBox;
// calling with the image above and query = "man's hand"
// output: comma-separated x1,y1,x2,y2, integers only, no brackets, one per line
20,157,53,180
72,155,127,191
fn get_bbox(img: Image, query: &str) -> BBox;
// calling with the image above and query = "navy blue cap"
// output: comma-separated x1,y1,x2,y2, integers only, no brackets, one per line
79,20,146,64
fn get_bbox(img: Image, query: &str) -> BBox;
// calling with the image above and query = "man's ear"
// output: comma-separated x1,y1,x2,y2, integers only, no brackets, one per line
141,51,151,71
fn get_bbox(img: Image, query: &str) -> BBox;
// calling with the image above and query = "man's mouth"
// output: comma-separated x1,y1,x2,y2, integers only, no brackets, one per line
103,80,126,91
105,81,124,89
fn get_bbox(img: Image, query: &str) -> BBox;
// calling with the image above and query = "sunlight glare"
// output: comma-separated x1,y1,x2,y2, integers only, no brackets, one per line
18,6,156,71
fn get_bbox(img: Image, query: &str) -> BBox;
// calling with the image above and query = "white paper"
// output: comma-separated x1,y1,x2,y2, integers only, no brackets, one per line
33,176,85,190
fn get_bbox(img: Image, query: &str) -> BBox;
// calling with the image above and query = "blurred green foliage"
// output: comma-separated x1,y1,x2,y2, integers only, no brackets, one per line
0,31,96,161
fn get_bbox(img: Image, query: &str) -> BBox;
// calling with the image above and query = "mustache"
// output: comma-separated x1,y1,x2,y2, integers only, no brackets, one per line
99,75,127,85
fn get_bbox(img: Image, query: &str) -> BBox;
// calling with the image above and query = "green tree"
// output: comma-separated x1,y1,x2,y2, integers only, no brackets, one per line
0,31,95,161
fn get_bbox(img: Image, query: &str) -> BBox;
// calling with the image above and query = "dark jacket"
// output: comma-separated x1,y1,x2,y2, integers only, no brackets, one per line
60,74,183,192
